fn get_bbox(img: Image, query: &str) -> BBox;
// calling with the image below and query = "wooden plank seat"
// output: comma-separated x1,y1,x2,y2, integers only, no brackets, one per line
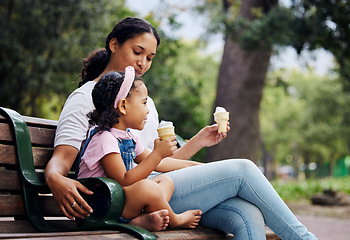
0,107,280,239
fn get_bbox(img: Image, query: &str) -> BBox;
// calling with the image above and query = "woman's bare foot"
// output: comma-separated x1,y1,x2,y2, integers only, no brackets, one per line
129,209,170,231
170,209,202,229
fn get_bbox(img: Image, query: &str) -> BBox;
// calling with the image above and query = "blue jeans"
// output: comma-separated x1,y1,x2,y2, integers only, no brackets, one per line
165,159,317,240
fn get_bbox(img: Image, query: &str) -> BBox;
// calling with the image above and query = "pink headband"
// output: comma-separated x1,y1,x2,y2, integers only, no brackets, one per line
114,66,135,109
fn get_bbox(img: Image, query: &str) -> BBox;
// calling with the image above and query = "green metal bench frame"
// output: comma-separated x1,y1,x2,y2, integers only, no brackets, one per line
0,107,156,240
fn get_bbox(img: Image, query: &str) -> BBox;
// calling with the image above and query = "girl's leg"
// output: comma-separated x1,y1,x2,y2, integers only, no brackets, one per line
165,159,317,240
200,197,266,240
151,174,174,202
123,179,201,229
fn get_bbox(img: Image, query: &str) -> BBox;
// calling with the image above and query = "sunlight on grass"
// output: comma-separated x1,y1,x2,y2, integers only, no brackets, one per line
271,176,350,202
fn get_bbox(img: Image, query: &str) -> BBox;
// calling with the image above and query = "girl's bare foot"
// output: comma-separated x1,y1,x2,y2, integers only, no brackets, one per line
129,209,170,231
170,209,202,229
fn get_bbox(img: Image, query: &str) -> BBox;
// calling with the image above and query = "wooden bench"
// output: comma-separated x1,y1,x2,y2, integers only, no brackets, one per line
0,107,280,239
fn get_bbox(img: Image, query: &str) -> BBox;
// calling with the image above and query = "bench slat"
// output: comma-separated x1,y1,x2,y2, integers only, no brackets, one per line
0,145,16,165
0,219,38,233
28,126,56,147
0,145,53,168
0,169,20,191
0,122,12,143
0,122,55,147
0,194,64,217
0,195,25,216
0,231,136,239
22,115,58,128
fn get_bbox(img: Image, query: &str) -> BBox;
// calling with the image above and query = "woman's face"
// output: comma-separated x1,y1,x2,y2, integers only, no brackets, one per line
110,33,158,77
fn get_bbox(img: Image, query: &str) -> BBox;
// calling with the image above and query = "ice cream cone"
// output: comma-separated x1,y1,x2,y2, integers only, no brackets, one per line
157,121,175,140
213,107,229,133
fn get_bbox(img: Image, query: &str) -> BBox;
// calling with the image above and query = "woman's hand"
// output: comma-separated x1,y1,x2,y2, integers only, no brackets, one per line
46,172,94,220
195,123,230,148
170,123,229,160
45,145,94,220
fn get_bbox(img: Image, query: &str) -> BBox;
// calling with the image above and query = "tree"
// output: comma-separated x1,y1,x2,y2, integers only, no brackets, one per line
196,0,350,165
0,0,131,118
204,0,278,162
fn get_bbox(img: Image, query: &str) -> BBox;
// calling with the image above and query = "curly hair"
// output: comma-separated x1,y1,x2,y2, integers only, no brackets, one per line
77,48,109,87
77,17,160,87
88,71,143,132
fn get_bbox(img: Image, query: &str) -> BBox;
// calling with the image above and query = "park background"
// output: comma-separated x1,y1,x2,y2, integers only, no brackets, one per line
1,0,350,205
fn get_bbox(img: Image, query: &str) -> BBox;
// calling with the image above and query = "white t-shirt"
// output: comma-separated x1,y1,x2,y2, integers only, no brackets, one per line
54,81,159,152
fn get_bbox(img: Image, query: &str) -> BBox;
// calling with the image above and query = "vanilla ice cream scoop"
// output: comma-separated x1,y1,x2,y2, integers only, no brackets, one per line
215,106,227,113
213,106,229,133
157,120,175,140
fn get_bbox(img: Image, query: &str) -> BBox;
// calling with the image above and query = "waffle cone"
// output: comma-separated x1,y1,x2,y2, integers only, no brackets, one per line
214,112,229,133
157,127,175,140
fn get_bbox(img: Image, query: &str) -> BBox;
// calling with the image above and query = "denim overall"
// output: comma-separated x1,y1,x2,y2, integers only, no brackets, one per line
76,128,136,223
117,136,136,172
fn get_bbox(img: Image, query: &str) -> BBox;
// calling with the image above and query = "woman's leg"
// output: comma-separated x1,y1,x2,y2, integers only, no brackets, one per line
165,159,317,240
201,197,266,240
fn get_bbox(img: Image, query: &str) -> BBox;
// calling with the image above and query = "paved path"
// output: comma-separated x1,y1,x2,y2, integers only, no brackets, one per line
297,214,350,240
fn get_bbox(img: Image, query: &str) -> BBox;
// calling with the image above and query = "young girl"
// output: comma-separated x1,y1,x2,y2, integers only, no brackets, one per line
77,66,202,229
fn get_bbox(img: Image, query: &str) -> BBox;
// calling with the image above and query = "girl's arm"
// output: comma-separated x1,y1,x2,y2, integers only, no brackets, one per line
154,157,203,172
102,138,177,187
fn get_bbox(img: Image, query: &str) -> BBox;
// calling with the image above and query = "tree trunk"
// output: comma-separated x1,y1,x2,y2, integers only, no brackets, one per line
205,0,276,163
260,140,274,180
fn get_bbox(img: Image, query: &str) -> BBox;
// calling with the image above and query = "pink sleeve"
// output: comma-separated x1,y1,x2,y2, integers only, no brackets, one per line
82,131,120,170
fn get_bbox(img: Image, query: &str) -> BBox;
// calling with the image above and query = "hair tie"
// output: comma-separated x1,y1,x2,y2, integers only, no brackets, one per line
114,66,135,109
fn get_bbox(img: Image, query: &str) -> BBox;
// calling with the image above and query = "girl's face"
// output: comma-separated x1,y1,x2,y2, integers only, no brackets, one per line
110,33,158,77
123,82,149,130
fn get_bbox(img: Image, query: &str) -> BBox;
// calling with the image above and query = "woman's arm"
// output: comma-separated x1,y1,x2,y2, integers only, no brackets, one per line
171,124,229,160
45,145,94,220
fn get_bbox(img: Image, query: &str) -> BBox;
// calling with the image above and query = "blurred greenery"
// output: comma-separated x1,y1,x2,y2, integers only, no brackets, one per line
1,0,350,169
272,176,350,202
260,69,350,174
0,0,132,118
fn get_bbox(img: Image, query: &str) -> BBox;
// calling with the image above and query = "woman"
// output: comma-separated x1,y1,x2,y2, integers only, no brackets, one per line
45,17,317,239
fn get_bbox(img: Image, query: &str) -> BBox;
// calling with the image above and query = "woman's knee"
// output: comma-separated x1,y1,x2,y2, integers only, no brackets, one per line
224,159,260,174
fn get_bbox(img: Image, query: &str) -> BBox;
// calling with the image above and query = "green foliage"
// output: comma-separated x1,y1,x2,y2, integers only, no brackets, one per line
260,69,350,169
271,176,350,202
0,0,132,118
196,0,350,89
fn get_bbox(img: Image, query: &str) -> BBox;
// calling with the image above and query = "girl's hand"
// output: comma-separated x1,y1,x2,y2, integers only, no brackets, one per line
153,136,178,159
195,123,230,148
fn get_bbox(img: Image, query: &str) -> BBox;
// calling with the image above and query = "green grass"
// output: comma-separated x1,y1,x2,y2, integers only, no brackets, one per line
271,176,350,202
